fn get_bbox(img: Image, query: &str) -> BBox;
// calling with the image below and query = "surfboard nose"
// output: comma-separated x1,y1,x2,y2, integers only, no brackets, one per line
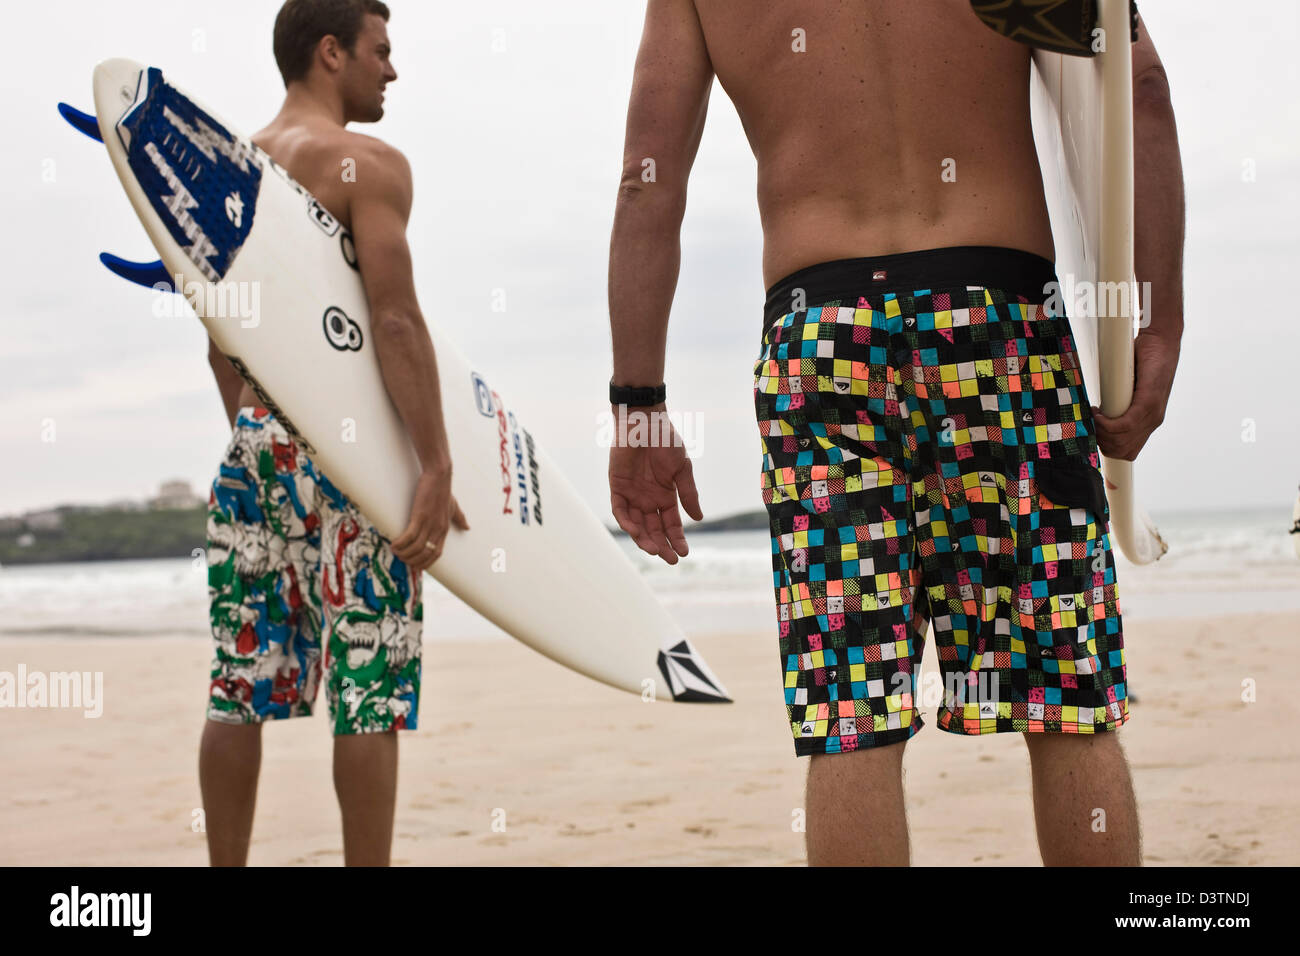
658,640,732,703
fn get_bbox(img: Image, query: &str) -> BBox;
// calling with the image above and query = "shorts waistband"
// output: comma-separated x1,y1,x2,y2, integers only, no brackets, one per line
762,245,1059,334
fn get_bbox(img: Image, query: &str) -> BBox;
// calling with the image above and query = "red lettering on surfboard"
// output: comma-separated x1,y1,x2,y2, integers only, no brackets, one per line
493,391,513,515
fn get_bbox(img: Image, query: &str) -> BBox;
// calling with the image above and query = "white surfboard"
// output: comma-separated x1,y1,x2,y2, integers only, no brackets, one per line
1028,0,1169,564
74,58,729,702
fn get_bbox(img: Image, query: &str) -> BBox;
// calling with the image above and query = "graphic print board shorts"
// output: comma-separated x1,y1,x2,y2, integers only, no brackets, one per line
206,407,423,735
754,247,1127,756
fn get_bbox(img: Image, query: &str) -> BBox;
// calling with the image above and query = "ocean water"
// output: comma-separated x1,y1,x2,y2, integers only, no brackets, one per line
0,508,1295,642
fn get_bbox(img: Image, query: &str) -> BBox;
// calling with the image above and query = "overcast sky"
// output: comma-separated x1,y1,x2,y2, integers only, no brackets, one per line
1,0,1297,524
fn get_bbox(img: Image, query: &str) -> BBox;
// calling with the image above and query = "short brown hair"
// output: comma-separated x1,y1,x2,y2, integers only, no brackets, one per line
273,0,391,87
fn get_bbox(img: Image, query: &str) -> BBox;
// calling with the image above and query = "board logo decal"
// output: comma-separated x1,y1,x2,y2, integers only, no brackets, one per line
119,67,261,282
490,391,543,526
307,197,340,236
339,231,359,271
471,372,494,416
224,191,244,228
322,306,364,351
656,641,729,703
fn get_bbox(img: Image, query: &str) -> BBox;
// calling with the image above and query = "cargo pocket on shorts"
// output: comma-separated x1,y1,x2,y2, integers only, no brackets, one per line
1035,457,1110,529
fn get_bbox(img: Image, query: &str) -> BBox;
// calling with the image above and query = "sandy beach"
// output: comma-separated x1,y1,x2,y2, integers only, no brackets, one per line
2,607,1296,866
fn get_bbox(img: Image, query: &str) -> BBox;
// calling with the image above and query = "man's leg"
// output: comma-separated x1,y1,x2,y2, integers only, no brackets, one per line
203,407,326,867
754,264,928,868
805,740,910,866
317,485,423,867
333,728,399,866
198,720,262,866
1024,731,1141,865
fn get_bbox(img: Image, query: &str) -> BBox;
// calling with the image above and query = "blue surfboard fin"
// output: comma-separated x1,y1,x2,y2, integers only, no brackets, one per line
57,102,103,142
100,252,175,292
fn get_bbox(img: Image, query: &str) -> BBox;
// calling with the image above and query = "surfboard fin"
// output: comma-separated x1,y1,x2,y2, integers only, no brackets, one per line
57,102,103,142
99,252,176,293
968,0,1139,57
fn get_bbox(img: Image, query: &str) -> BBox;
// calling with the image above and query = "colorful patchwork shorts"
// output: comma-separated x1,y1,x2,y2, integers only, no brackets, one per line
754,247,1127,756
205,407,423,735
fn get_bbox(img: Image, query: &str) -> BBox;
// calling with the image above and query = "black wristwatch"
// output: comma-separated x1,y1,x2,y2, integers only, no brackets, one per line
609,380,666,407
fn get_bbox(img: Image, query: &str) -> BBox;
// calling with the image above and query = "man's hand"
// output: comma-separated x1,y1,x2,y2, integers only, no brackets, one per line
1091,330,1180,462
608,404,703,565
390,465,470,574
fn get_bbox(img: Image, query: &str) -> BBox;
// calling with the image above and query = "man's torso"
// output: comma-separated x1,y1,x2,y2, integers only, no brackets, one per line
691,0,1056,287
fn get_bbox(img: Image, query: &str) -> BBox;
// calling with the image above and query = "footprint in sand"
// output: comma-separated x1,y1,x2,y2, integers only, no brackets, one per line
1185,834,1244,865
618,795,671,814
558,823,613,837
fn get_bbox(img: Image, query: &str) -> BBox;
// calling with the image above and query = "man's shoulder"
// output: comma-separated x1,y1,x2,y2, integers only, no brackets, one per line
329,130,412,215
338,129,410,176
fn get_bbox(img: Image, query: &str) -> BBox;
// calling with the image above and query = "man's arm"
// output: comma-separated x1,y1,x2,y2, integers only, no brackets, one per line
609,0,713,388
607,0,713,564
208,337,243,429
1093,12,1185,461
349,139,467,570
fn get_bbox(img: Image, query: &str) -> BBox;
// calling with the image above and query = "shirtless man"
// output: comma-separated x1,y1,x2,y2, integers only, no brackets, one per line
201,0,467,866
608,0,1183,865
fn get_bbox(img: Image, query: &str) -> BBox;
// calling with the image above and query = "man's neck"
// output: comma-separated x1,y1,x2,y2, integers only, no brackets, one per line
277,79,348,129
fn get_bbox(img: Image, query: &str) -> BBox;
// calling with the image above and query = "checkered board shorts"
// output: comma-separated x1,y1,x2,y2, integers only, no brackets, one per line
754,247,1127,756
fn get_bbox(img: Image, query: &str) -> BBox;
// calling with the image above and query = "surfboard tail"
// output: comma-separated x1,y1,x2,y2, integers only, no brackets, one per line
1102,459,1169,565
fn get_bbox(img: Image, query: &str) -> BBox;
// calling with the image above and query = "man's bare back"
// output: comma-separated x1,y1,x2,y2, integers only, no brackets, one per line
691,0,1055,286
225,122,387,409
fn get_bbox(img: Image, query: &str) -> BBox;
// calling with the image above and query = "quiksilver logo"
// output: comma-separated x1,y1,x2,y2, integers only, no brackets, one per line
49,886,151,936
471,372,494,416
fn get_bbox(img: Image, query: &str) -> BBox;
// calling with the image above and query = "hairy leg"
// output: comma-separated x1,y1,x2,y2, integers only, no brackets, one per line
1024,731,1141,866
805,739,910,866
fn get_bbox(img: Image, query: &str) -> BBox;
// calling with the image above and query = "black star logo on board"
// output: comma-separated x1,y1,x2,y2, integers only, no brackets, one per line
969,0,1086,52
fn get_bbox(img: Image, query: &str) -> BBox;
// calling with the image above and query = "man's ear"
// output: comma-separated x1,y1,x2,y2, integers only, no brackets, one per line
317,34,344,73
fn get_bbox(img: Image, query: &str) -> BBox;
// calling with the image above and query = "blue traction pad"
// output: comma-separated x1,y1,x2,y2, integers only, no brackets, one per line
116,67,261,282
